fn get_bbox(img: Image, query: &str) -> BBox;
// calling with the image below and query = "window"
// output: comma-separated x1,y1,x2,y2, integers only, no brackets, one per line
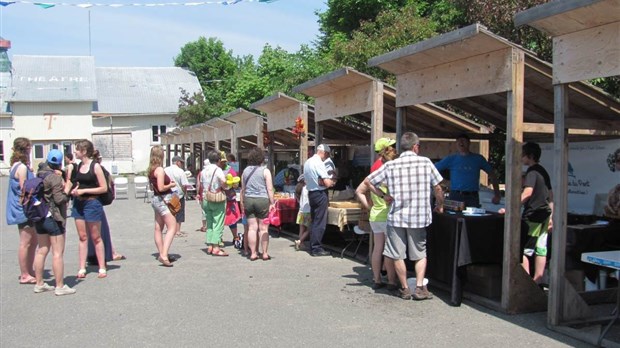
33,144,44,159
62,142,72,156
152,125,167,143
0,140,4,161
50,143,59,150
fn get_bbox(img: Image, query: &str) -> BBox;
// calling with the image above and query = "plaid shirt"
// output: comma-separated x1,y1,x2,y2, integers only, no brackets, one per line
367,151,443,228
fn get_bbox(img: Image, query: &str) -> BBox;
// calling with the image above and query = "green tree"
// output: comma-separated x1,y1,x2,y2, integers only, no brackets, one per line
176,88,210,127
174,37,238,118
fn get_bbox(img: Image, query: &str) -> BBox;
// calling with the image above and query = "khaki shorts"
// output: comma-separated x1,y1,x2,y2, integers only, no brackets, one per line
244,197,270,219
383,226,426,261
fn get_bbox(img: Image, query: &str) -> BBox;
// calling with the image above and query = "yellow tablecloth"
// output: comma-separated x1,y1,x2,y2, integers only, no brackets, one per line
327,207,362,232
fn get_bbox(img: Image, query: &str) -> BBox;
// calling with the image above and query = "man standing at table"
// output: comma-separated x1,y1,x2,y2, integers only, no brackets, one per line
365,132,444,300
434,133,501,207
303,144,336,257
165,156,191,237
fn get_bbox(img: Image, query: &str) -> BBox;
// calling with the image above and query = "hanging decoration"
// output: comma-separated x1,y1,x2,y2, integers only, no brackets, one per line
291,116,304,140
0,0,278,9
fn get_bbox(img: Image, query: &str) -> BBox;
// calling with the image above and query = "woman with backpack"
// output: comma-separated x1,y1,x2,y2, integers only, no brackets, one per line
32,150,76,295
5,137,37,284
70,139,108,279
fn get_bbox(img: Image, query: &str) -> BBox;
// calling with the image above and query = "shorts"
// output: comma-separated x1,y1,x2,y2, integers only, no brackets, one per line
17,221,34,229
369,221,387,234
71,198,103,222
523,218,549,257
244,197,270,219
296,212,311,227
383,226,427,261
151,194,171,217
175,197,186,223
35,216,65,236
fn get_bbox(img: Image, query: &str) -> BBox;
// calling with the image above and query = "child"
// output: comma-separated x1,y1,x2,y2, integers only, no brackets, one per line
294,174,311,250
32,150,76,295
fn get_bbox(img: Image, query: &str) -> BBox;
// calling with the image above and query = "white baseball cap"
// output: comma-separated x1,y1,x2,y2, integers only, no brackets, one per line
317,144,331,153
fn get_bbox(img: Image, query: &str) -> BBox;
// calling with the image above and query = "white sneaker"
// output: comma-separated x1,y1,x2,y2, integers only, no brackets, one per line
55,284,76,296
33,283,54,293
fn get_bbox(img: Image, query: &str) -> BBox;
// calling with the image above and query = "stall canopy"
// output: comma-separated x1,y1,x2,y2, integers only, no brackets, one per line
205,117,235,154
292,67,490,166
515,0,620,343
222,108,265,153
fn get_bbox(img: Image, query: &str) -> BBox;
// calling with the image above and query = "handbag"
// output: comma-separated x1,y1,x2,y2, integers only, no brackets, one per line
166,194,182,215
205,169,226,203
263,206,281,226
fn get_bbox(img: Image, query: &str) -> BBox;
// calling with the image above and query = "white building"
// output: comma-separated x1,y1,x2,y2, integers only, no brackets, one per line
0,49,202,174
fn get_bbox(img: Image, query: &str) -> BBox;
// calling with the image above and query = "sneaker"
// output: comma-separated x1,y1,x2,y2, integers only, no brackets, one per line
412,285,433,300
311,250,331,257
55,284,76,296
33,283,54,293
398,287,412,300
294,240,301,251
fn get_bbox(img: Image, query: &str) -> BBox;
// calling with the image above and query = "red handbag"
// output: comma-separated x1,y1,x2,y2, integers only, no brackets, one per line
263,206,281,226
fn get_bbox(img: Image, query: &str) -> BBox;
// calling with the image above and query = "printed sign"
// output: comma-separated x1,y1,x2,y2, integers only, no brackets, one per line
540,139,620,215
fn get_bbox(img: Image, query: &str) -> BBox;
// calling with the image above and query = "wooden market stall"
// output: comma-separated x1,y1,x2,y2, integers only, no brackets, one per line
206,117,235,155
368,22,620,313
222,108,264,161
515,0,620,344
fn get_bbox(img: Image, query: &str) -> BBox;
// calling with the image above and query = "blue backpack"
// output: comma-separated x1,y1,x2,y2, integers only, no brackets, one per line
20,172,52,222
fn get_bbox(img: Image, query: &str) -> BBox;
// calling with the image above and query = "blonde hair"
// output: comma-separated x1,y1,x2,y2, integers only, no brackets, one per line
148,145,164,174
379,146,398,162
10,137,31,165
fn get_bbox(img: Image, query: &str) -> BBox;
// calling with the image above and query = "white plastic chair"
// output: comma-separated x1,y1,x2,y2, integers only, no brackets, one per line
113,177,129,199
134,176,149,201
186,177,197,200
341,225,370,260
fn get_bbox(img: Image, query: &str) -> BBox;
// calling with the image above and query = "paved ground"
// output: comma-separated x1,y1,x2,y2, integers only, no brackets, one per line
0,177,597,347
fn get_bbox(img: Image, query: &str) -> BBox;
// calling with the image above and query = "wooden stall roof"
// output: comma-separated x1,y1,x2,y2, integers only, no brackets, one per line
250,92,300,114
206,117,234,131
292,67,488,139
368,23,620,138
513,0,619,36
223,108,264,123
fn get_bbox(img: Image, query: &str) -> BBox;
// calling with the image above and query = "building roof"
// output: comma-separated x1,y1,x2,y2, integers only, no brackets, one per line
95,67,202,115
10,55,97,102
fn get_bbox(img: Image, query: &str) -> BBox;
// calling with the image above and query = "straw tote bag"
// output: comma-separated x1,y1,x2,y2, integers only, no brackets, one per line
206,169,226,203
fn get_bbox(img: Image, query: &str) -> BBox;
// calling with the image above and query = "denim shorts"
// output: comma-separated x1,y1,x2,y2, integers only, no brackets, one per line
71,198,103,222
151,194,172,217
35,216,65,236
17,221,34,229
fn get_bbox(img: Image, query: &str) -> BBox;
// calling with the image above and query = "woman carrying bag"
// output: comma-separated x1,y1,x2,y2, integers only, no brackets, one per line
200,150,228,257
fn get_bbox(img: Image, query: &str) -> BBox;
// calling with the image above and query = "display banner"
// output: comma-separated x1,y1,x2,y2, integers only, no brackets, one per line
539,139,620,215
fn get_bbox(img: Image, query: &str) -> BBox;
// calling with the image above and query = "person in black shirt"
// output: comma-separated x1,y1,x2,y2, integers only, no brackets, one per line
520,142,553,284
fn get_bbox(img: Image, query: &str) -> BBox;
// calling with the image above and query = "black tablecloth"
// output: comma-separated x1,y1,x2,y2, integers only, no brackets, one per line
567,222,620,282
426,212,505,305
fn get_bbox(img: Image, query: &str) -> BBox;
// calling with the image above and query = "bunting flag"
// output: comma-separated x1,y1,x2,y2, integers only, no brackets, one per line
0,0,278,8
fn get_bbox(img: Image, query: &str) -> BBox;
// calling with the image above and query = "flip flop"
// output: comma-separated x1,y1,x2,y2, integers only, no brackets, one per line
249,255,259,261
112,254,126,261
211,250,229,257
19,276,36,284
262,255,271,261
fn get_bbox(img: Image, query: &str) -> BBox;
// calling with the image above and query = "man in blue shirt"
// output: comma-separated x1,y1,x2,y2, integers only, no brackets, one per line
303,144,336,256
434,134,501,207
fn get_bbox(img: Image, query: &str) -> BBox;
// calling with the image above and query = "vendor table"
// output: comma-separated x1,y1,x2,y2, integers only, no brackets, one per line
426,212,505,306
327,206,362,232
567,223,620,283
274,198,298,225
580,251,620,346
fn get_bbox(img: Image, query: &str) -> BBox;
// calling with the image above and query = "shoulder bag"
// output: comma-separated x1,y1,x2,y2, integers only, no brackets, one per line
205,167,226,203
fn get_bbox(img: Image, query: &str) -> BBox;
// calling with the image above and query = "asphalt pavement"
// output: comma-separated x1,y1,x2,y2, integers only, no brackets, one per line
0,177,592,347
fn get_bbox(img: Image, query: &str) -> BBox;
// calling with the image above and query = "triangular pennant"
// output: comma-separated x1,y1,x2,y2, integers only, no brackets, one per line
0,1,16,6
34,2,56,8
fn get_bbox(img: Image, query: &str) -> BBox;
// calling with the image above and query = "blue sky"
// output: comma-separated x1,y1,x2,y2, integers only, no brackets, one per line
0,0,327,67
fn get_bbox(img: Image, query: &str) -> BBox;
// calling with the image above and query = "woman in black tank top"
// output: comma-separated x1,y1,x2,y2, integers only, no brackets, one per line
70,139,108,279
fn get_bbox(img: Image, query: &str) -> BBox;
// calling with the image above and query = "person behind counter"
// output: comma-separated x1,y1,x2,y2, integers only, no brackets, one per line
604,148,620,226
434,133,501,207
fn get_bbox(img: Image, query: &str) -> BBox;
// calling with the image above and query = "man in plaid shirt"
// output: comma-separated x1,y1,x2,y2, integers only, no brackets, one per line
364,132,444,300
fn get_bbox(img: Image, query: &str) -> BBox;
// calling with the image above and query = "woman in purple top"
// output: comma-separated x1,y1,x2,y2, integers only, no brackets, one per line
6,137,37,284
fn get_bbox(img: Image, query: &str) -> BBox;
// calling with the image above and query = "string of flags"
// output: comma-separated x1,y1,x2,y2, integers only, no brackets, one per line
0,0,278,9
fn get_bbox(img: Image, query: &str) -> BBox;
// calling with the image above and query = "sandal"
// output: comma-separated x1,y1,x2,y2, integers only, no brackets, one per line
250,255,259,261
294,240,301,251
98,269,107,279
262,255,272,261
211,250,229,257
77,269,87,279
175,232,188,238
112,254,126,261
158,257,173,267
19,276,36,284
196,227,206,232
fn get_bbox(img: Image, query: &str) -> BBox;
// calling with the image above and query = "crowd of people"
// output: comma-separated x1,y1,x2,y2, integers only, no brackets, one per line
6,134,618,302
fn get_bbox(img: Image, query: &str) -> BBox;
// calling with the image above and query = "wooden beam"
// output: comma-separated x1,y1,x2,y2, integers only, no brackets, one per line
300,103,309,166
523,122,620,135
549,84,570,326
314,82,375,122
370,81,384,166
396,48,513,106
553,21,620,84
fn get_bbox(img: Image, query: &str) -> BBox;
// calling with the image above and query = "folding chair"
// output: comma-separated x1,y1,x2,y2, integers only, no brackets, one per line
113,177,129,199
186,177,197,200
341,225,370,261
134,176,149,202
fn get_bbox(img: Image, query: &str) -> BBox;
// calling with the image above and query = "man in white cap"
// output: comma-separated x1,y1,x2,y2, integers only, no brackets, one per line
302,144,336,256
165,156,190,237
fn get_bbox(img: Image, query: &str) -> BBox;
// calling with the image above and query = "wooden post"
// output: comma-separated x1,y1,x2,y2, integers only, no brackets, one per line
395,107,404,151
370,81,384,166
300,103,309,166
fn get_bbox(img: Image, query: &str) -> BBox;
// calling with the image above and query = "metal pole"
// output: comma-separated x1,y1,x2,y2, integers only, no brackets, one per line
110,115,115,161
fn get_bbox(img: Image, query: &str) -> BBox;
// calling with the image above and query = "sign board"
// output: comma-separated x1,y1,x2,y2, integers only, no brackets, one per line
540,139,620,215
